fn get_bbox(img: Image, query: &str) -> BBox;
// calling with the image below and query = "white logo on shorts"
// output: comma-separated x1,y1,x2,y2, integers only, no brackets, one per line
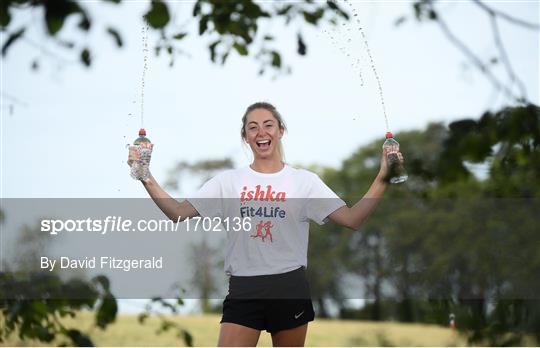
294,310,305,319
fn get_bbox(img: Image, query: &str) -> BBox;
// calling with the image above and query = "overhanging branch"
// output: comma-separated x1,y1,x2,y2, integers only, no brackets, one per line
472,0,540,31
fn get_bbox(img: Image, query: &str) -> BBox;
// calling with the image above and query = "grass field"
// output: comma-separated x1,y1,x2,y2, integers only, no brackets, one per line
2,312,471,346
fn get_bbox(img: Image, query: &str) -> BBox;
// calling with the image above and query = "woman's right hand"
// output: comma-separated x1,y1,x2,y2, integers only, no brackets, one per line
127,146,139,167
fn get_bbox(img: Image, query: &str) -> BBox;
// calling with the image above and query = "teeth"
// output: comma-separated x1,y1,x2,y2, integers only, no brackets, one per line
257,140,270,145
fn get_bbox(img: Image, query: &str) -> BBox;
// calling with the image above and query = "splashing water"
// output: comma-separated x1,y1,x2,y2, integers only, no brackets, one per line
344,0,390,131
140,22,149,128
322,23,365,86
327,0,391,132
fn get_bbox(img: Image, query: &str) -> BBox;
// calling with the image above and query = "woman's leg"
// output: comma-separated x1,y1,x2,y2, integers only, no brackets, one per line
217,322,261,347
270,323,308,347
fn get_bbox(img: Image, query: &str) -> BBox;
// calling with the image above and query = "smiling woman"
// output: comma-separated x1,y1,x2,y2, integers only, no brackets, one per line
241,102,287,170
127,101,403,347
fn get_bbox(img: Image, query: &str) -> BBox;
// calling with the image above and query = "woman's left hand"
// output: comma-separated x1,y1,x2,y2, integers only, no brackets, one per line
378,148,404,180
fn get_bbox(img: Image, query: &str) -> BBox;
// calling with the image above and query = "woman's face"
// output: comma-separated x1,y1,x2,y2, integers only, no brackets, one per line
244,108,284,160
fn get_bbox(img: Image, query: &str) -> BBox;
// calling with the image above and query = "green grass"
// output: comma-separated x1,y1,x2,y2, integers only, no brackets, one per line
2,312,471,347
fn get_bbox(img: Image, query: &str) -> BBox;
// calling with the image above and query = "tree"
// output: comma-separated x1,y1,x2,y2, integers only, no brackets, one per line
1,0,349,74
318,104,540,344
0,271,118,346
0,213,118,346
399,0,539,104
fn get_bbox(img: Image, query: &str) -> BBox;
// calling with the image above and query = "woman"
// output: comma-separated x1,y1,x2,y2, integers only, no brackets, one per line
128,102,403,347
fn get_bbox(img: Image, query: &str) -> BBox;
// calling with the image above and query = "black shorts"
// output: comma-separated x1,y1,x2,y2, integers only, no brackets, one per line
220,266,315,333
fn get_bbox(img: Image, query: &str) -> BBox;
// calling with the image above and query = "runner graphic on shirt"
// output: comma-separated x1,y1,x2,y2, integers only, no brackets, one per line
250,220,274,243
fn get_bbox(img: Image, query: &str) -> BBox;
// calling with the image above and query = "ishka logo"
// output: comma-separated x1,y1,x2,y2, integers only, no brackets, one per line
240,185,286,203
250,220,274,243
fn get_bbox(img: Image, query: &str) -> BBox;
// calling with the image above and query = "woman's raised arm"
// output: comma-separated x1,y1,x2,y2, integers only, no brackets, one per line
328,148,401,230
128,143,199,221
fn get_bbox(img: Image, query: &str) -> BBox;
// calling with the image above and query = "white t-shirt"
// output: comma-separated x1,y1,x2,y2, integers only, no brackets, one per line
187,164,345,276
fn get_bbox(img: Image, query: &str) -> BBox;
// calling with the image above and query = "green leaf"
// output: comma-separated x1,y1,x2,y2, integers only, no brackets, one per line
80,48,91,67
182,330,193,347
46,16,65,35
93,275,110,291
44,1,85,35
277,4,293,16
297,33,306,56
192,1,202,16
145,0,170,29
271,51,281,67
199,16,209,35
173,32,187,40
233,42,248,56
30,301,48,316
208,40,219,62
413,2,422,20
107,27,123,47
78,12,91,31
327,0,338,11
221,52,229,65
327,1,349,19
66,329,94,347
96,296,117,329
0,1,10,27
1,28,25,57
302,10,317,25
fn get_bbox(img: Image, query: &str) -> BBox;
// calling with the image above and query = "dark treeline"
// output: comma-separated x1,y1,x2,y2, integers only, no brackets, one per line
307,103,540,345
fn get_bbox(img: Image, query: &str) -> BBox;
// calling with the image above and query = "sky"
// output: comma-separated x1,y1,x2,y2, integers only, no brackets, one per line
1,0,538,199
1,0,539,313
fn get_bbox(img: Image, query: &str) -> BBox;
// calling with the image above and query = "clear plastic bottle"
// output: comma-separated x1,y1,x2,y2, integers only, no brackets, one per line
130,128,152,181
382,131,408,184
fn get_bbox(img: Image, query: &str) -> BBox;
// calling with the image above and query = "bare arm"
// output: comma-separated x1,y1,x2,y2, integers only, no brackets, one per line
328,149,401,230
328,173,387,230
128,144,199,221
141,175,199,221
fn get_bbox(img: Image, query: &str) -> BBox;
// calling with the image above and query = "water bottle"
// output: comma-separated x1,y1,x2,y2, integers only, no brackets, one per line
382,131,408,184
130,128,152,180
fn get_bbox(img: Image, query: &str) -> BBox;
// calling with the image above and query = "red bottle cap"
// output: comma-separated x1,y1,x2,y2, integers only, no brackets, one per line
138,128,146,136
385,131,393,138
